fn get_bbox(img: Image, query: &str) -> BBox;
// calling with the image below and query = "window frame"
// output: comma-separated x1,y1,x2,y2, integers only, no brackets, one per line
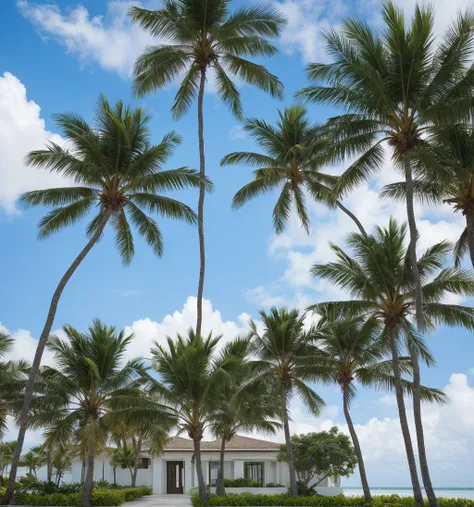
244,461,264,486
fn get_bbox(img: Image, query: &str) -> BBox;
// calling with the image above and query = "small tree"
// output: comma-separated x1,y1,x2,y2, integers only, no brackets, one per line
278,428,357,492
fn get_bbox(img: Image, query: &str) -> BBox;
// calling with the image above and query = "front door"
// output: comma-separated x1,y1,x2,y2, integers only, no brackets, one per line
167,461,184,494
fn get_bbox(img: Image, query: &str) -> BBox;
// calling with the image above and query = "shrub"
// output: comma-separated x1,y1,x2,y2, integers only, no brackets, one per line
223,478,261,488
265,483,284,488
13,492,81,506
94,480,112,490
92,490,126,506
191,494,474,507
58,482,83,494
122,487,153,501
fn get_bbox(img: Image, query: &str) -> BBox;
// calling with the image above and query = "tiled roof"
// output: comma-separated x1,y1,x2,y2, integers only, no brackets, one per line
161,435,280,451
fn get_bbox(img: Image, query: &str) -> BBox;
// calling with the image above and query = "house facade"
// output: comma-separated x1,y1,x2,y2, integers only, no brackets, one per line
71,435,343,496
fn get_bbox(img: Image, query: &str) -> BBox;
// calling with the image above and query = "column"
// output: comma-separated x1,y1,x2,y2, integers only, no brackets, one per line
234,460,245,479
152,458,163,495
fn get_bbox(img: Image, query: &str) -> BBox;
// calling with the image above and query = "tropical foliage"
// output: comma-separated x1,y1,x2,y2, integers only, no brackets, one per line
5,1,474,507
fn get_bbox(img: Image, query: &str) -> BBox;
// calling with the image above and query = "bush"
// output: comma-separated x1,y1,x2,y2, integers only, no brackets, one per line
122,487,153,501
265,483,284,488
223,478,261,488
13,492,81,506
191,494,474,507
92,490,126,506
10,486,151,506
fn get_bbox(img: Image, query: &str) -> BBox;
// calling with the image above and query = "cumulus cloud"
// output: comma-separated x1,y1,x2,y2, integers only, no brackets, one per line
246,152,465,307
275,0,474,64
123,296,253,360
0,322,56,367
258,372,474,485
0,72,72,214
17,0,157,77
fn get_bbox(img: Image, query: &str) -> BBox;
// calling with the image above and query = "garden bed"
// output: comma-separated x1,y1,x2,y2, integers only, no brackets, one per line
191,493,474,507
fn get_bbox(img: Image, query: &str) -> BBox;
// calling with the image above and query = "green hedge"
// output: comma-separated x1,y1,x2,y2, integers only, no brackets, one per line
191,494,474,507
224,479,261,488
9,486,152,506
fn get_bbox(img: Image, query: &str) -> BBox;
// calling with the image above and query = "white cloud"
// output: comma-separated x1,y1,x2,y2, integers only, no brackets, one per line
274,0,474,64
17,0,157,77
228,125,246,141
249,150,465,307
0,322,56,366
263,372,474,485
124,296,252,360
0,72,72,214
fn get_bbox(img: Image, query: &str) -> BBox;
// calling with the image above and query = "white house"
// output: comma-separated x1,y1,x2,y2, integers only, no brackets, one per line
71,435,343,496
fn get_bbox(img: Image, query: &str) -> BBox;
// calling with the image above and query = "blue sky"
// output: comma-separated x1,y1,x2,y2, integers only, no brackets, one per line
2,0,474,488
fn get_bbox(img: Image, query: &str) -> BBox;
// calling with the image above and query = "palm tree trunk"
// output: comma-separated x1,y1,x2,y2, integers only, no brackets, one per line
389,326,424,507
465,210,474,268
3,209,111,505
196,69,206,337
215,437,226,496
193,437,208,506
113,467,116,486
342,384,371,503
47,452,53,483
81,458,86,483
82,447,95,507
336,201,368,236
281,389,297,497
403,153,424,328
131,439,142,488
410,348,438,507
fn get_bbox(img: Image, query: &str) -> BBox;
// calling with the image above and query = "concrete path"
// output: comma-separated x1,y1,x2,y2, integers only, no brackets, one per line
126,495,192,507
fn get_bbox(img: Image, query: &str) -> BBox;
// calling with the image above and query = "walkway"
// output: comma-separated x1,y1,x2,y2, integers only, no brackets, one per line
126,495,192,507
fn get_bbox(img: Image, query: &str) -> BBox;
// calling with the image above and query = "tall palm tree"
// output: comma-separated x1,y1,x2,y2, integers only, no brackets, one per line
311,219,474,507
222,105,366,235
208,338,281,496
298,2,474,335
130,0,285,336
0,333,29,441
149,330,242,506
247,307,325,497
381,122,474,268
312,311,447,503
4,95,206,504
27,320,154,507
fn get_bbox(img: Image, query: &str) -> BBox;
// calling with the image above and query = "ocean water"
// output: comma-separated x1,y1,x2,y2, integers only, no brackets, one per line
344,488,474,499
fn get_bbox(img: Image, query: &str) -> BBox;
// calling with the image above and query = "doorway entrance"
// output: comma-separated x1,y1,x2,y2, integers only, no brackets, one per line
166,461,184,494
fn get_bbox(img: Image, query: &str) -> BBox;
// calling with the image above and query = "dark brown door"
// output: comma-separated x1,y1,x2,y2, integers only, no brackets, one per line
167,461,184,494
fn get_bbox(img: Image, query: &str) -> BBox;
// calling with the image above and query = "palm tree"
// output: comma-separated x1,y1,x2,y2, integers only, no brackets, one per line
0,333,29,441
130,0,285,336
50,442,75,487
247,307,325,497
4,95,206,504
298,2,474,335
0,441,17,476
208,338,281,496
19,446,45,477
109,395,172,487
27,319,154,507
312,311,447,503
221,105,366,235
381,122,474,268
311,219,474,507
149,330,242,506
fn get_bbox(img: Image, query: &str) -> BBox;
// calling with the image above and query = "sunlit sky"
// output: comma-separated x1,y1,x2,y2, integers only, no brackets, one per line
2,0,474,488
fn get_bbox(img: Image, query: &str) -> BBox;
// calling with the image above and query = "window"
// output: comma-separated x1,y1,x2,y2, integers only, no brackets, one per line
209,462,220,486
137,457,150,469
244,462,264,486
